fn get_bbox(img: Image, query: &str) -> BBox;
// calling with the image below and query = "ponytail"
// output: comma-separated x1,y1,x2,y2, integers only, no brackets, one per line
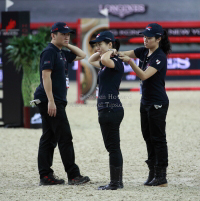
156,30,171,56
104,38,121,51
113,39,120,51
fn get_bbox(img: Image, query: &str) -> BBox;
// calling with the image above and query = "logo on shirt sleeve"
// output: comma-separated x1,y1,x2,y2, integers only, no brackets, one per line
44,61,50,64
156,59,161,65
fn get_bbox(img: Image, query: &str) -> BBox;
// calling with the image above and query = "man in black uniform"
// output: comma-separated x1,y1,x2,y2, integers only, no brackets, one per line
34,22,90,186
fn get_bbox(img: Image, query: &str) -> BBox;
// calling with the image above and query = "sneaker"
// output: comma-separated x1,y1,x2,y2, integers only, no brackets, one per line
39,173,65,186
68,175,90,185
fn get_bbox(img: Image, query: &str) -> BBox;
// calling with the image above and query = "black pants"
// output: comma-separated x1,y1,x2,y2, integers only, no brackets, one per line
98,108,124,167
140,103,169,167
37,102,80,179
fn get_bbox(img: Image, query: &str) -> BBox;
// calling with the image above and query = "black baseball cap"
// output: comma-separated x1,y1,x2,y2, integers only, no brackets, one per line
140,23,164,37
51,22,75,34
89,31,115,44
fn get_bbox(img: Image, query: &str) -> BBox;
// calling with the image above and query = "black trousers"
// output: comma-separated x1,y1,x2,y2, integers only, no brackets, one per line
140,103,169,167
37,102,80,179
98,108,124,167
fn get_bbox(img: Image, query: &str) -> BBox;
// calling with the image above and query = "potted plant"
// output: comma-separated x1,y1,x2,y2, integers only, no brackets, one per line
6,27,51,128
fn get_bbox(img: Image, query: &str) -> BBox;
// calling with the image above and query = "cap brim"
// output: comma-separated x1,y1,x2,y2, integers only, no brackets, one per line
59,29,75,34
89,37,104,45
139,30,156,37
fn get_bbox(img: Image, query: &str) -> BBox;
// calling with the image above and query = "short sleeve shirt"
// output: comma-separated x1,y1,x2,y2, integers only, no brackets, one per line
134,47,169,105
97,55,124,111
34,43,76,103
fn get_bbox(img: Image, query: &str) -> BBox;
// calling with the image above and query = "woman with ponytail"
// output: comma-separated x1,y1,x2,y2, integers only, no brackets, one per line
119,23,171,187
88,31,124,190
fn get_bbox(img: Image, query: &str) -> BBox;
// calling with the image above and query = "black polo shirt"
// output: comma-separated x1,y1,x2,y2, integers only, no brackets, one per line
34,43,76,103
134,47,169,105
97,55,124,111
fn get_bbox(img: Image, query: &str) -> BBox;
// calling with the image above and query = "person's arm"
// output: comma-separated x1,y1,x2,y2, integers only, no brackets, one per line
118,50,137,58
42,69,56,117
119,55,157,80
88,52,101,68
66,44,86,61
101,49,117,68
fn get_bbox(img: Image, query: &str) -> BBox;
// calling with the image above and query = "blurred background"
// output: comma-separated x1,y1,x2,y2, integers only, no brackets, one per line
0,0,200,127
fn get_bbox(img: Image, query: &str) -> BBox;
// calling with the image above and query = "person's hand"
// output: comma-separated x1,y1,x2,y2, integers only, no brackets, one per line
108,49,117,56
48,100,57,117
119,55,131,63
118,51,125,56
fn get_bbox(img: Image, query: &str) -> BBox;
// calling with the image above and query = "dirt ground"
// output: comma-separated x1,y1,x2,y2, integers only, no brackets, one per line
0,81,200,201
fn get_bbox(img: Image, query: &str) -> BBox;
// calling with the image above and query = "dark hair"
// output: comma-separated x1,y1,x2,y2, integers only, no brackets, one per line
51,31,58,35
155,30,171,56
51,31,58,39
103,39,120,51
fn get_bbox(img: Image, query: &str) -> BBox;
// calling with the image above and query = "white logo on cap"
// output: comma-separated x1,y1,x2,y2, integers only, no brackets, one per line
96,34,100,38
146,26,152,31
64,25,69,29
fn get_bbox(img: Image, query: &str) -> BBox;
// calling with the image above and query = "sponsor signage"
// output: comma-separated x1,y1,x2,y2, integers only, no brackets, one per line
1,11,30,127
1,11,30,37
60,56,200,81
123,57,200,80
110,28,200,37
99,4,147,19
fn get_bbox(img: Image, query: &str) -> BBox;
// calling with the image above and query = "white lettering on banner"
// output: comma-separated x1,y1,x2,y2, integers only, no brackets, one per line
70,58,190,72
167,58,190,69
111,28,200,37
126,75,136,80
110,29,143,36
123,59,139,73
1,29,20,36
168,29,191,36
99,4,146,19
118,29,142,36
191,29,200,35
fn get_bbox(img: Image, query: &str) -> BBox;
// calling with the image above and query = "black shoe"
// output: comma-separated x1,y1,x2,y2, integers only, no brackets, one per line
144,171,154,185
68,175,90,185
147,177,168,187
144,160,155,186
146,166,168,187
98,166,123,190
39,173,65,186
98,182,119,190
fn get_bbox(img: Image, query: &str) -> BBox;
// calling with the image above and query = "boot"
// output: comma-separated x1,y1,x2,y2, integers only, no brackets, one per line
144,160,154,185
98,166,123,190
146,166,168,187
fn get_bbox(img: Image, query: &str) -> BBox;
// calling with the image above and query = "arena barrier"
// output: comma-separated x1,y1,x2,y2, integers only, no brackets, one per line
129,69,200,76
121,66,200,92
120,52,200,92
120,87,200,92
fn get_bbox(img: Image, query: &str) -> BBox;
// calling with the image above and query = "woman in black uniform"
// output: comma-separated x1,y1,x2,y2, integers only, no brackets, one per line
88,31,124,190
119,23,171,187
